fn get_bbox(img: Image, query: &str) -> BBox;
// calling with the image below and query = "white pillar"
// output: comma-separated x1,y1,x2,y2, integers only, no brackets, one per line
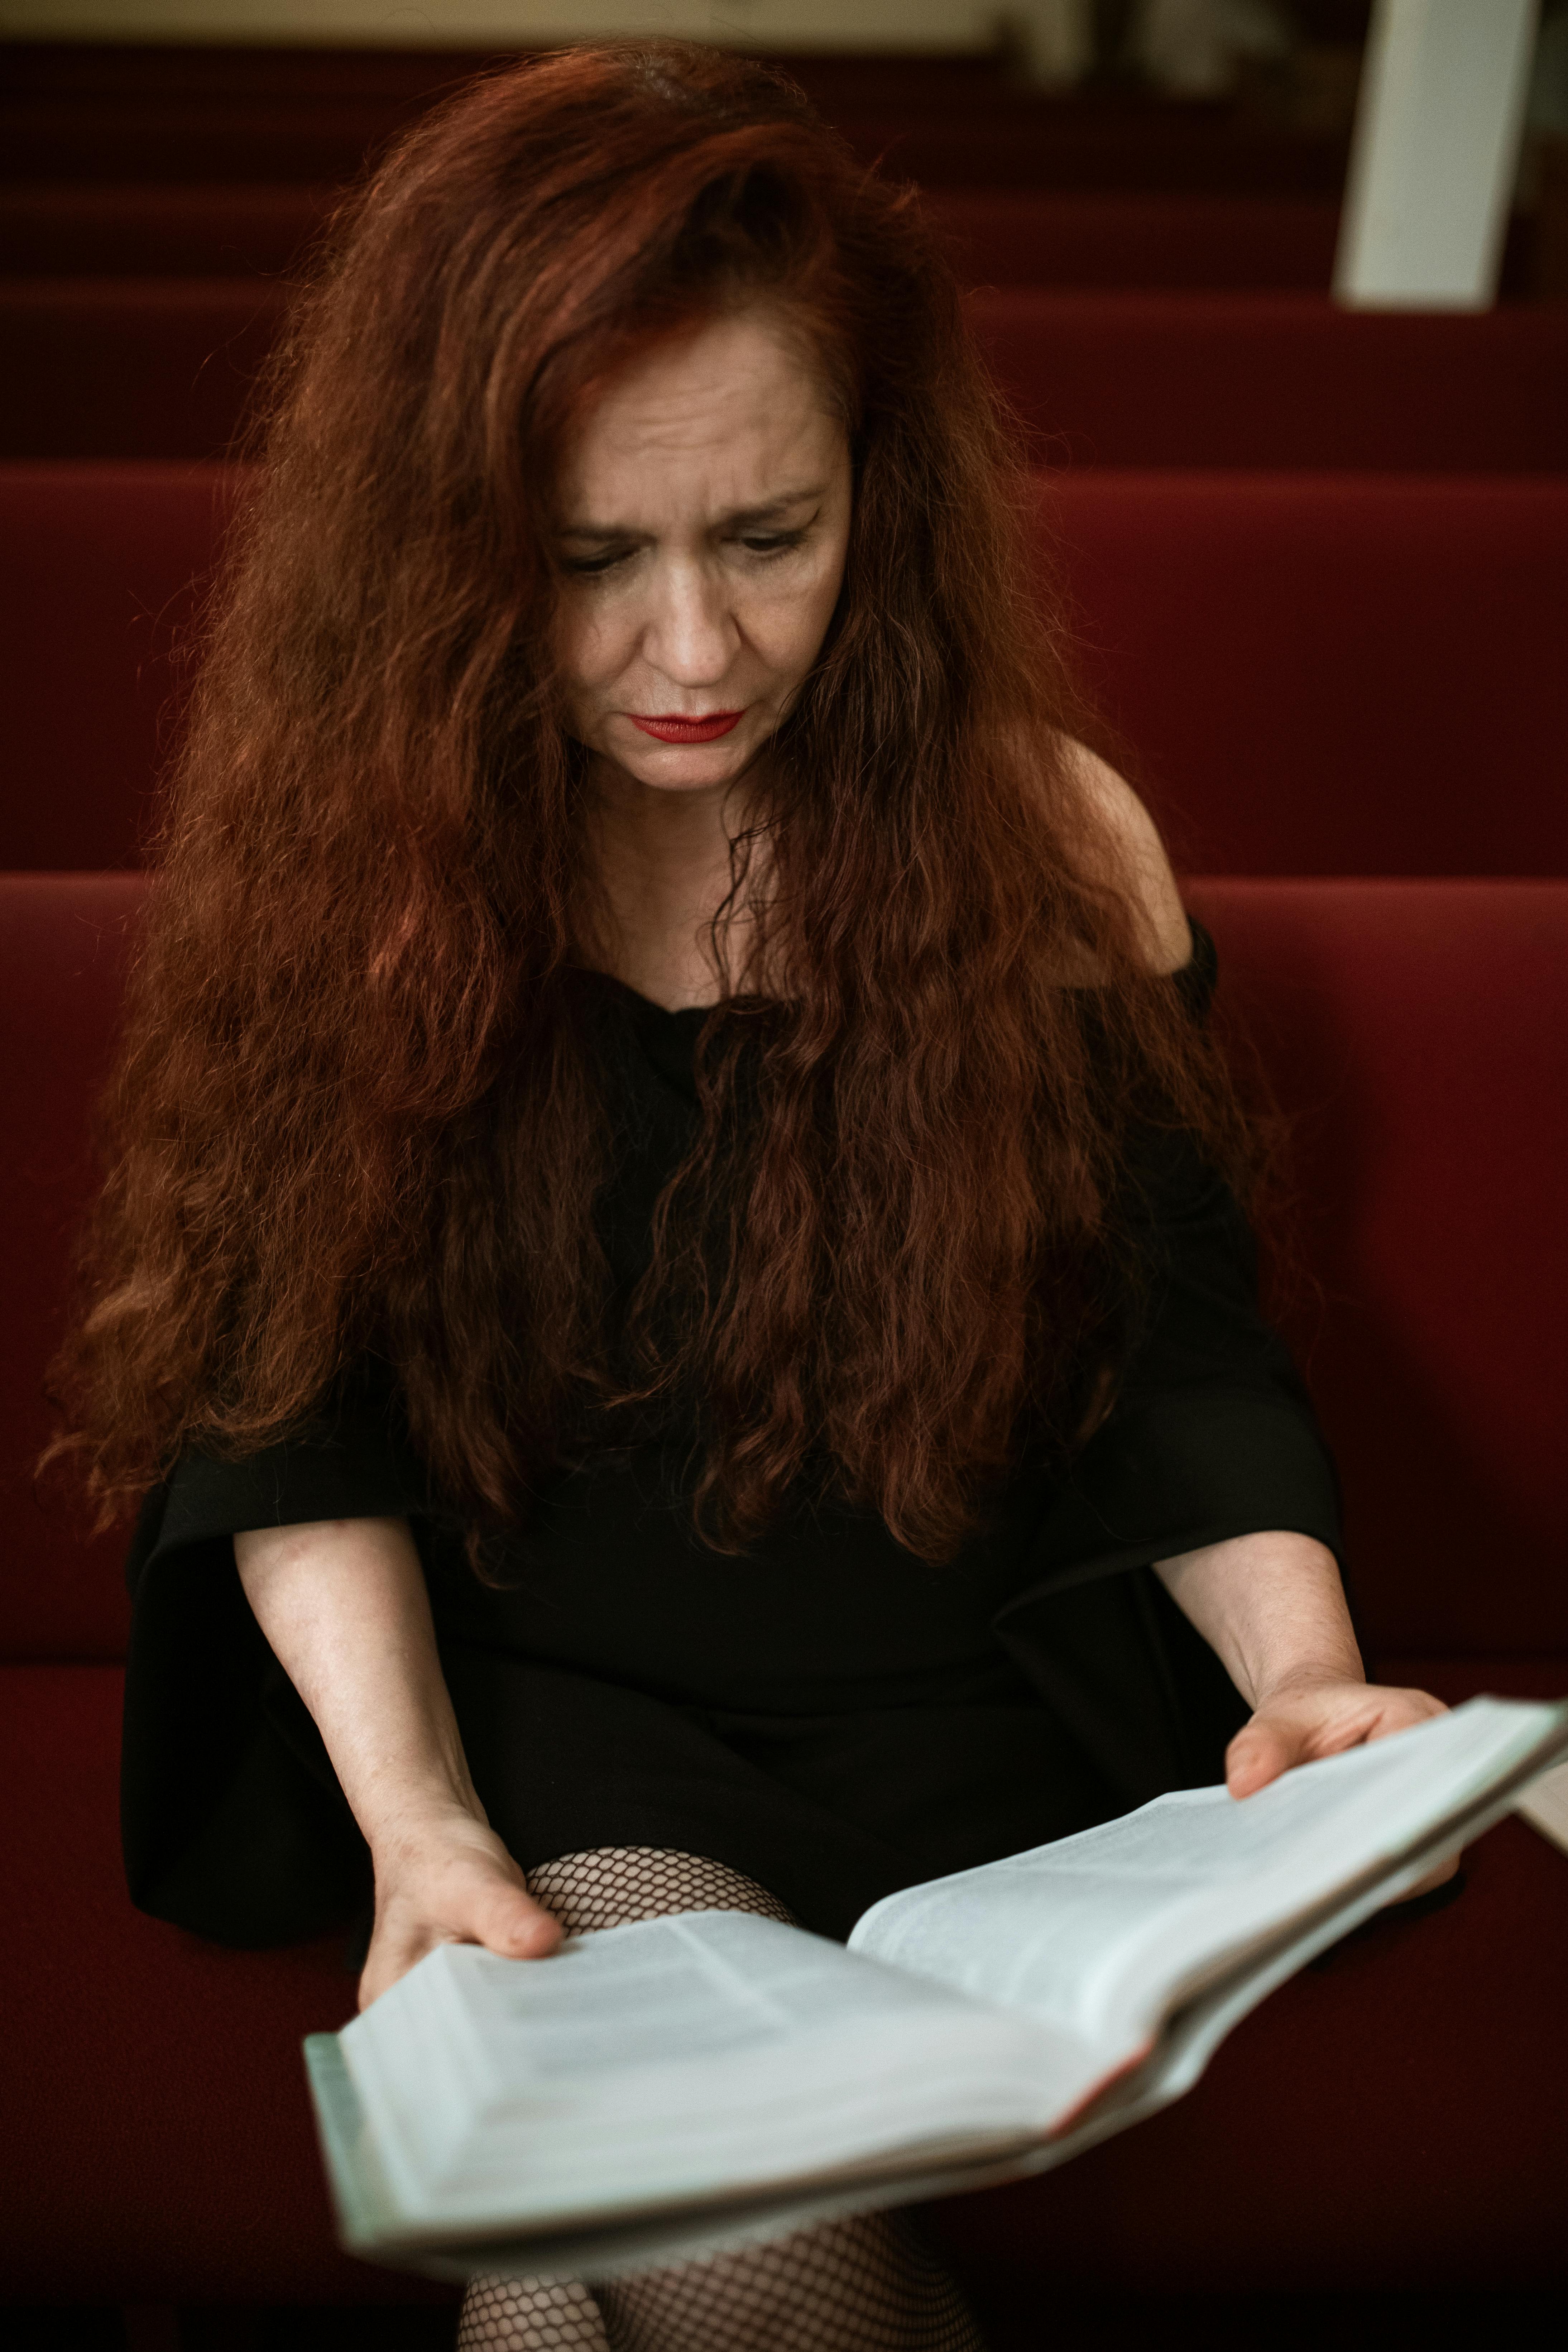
1334,0,1540,310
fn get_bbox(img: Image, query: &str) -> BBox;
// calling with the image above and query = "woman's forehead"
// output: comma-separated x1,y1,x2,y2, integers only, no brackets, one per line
557,311,844,523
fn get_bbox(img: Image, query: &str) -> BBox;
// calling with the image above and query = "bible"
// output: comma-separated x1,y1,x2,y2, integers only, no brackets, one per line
305,1694,1567,2283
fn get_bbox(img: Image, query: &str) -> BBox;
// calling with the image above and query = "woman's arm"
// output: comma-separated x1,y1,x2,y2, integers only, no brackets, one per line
1154,1532,1452,1875
1078,756,1452,1827
234,1515,561,2006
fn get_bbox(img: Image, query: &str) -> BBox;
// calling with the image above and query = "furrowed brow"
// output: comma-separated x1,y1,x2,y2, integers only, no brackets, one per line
558,485,825,540
719,486,825,527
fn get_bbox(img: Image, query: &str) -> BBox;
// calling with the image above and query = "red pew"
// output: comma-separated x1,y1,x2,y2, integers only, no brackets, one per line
1046,469,1568,876
0,182,1341,292
933,190,1340,288
6,282,1564,470
2,872,1562,2313
0,462,231,871
0,278,284,463
970,291,1568,472
1,43,1349,196
4,462,1563,877
0,182,336,278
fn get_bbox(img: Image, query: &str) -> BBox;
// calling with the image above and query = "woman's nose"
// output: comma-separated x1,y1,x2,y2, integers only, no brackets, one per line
642,559,738,686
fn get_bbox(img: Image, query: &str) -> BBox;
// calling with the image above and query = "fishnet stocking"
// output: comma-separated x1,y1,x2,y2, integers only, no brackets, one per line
459,2275,610,2351
595,2212,987,2351
455,1847,989,2352
526,1845,797,1936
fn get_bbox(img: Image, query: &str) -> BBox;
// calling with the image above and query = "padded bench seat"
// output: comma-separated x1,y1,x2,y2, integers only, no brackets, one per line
970,292,1568,473
0,183,1342,292
0,75,1351,200
1,873,1563,2306
4,283,1565,471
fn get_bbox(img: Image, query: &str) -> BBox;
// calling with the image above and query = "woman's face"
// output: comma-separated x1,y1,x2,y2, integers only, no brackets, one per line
554,307,852,801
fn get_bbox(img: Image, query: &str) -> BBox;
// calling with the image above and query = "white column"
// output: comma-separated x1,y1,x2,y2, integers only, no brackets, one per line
1334,0,1540,310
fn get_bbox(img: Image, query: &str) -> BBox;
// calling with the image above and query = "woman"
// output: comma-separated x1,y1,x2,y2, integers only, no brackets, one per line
53,42,1447,2352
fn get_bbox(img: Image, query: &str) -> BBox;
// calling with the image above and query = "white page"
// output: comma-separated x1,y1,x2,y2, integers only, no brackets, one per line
850,1698,1568,2054
337,1910,1110,2242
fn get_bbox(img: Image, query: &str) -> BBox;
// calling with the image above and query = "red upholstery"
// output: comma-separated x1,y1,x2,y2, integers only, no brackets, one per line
5,464,1563,877
972,292,1568,473
0,101,1341,195
0,182,336,278
1,871,1564,2299
0,464,235,871
0,182,1340,291
1183,881,1568,1659
8,284,1566,470
0,99,425,189
0,1663,453,2309
820,115,1349,196
0,873,140,1662
2,48,1348,196
0,279,286,462
930,191,1340,288
1047,472,1568,876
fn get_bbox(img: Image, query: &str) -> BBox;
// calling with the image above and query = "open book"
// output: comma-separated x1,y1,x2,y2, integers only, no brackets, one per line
306,1694,1567,2284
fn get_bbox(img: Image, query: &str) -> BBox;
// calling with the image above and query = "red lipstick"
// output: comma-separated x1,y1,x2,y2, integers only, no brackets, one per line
629,711,743,744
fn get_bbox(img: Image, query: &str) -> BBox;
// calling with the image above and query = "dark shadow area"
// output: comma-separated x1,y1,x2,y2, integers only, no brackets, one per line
9,2288,1564,2351
975,2287,1565,2350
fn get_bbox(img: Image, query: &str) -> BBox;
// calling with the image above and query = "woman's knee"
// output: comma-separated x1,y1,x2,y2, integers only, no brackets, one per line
524,1845,796,1936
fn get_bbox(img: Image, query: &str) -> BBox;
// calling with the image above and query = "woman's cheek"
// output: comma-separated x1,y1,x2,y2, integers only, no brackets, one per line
751,576,836,684
563,601,626,706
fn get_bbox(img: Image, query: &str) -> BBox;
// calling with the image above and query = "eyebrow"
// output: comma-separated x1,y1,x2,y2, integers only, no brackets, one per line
558,485,826,541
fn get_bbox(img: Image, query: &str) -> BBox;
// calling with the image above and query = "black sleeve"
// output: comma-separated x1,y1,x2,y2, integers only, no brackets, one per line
1031,1125,1343,1587
992,921,1343,1802
120,1369,430,1946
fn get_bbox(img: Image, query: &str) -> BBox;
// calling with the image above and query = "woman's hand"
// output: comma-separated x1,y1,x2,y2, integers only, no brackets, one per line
1225,1671,1458,1897
361,1802,563,2011
1226,1672,1448,1798
1155,1535,1459,1897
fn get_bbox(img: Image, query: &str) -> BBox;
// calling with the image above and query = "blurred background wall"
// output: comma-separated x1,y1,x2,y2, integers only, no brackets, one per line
0,2,1343,97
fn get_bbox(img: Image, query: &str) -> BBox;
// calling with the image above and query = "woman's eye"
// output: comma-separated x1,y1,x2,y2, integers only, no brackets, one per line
562,527,809,574
562,548,634,577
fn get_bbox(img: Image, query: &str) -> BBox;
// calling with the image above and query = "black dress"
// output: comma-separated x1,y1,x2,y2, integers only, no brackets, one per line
120,926,1341,1949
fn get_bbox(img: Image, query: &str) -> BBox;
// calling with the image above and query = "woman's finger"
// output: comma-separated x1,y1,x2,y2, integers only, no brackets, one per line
358,1862,565,2006
476,1881,565,1961
1224,1712,1302,1797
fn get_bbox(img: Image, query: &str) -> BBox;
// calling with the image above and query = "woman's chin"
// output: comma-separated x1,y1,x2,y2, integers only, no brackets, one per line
603,735,762,797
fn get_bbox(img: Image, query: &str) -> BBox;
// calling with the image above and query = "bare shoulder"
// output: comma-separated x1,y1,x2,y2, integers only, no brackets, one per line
1060,739,1191,976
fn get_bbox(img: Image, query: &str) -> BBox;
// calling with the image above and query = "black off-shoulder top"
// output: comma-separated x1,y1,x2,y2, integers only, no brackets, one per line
120,924,1342,1947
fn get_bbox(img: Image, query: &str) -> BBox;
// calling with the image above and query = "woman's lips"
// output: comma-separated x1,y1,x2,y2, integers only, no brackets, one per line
628,710,743,744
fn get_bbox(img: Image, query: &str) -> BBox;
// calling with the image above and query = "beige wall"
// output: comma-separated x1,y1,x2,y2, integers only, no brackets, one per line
0,0,1090,69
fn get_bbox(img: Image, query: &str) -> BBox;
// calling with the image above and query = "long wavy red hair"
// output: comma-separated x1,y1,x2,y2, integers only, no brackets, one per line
51,41,1248,1566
